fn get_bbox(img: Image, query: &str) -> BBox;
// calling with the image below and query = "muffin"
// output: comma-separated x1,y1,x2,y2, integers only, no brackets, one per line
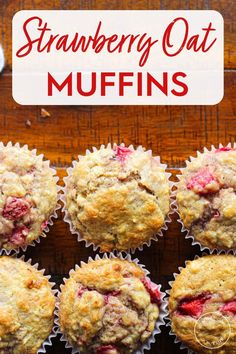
58,258,162,353
169,254,236,353
64,144,170,251
0,144,58,250
176,146,236,250
0,256,55,353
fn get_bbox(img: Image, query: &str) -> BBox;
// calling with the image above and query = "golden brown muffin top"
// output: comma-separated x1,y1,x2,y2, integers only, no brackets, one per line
177,147,236,250
169,254,236,353
66,145,170,251
0,145,57,250
59,258,160,353
0,256,55,354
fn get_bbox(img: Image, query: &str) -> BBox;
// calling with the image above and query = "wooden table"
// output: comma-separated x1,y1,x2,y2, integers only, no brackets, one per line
0,1,235,353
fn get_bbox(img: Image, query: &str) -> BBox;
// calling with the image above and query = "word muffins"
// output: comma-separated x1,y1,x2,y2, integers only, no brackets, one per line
58,257,165,353
63,144,171,252
169,254,236,353
177,146,236,250
0,256,55,353
0,144,58,251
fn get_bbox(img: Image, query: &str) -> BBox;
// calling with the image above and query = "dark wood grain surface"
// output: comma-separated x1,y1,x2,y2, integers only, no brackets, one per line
0,1,235,353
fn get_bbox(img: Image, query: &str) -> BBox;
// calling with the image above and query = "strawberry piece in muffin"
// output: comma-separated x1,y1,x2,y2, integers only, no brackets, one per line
41,220,48,230
113,146,132,162
96,345,119,354
177,293,211,318
3,197,30,220
215,147,235,153
141,277,161,305
77,286,87,297
220,300,236,315
104,290,121,304
9,226,29,245
186,168,220,195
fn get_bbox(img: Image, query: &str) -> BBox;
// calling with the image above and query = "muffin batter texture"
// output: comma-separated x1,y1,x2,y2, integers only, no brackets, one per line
169,254,236,353
59,258,161,353
65,145,170,251
177,147,236,249
0,256,55,353
0,145,57,250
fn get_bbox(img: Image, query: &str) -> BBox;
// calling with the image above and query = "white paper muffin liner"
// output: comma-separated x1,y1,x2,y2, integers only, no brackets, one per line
61,143,175,253
174,143,236,255
166,251,235,354
0,253,58,353
55,252,168,354
0,141,61,256
0,45,4,73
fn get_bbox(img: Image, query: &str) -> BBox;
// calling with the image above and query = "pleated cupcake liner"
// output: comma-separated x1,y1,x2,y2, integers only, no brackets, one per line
0,141,61,256
173,143,236,255
55,252,168,354
0,253,58,353
61,142,175,253
0,45,4,73
166,251,235,354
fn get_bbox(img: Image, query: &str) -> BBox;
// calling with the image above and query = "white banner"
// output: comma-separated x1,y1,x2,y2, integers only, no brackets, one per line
12,10,224,105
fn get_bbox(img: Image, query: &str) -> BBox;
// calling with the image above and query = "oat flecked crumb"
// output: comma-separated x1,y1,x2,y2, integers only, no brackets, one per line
65,145,170,251
59,258,160,354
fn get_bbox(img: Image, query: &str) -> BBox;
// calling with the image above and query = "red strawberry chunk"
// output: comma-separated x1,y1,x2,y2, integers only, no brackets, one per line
186,168,219,195
114,146,132,162
177,293,211,318
215,147,235,153
104,290,120,304
107,290,120,297
141,277,161,305
220,300,236,315
77,286,88,297
96,345,119,354
9,226,29,246
3,197,30,220
41,220,48,230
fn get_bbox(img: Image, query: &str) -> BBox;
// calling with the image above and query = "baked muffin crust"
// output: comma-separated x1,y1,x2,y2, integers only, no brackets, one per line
177,147,236,249
65,145,170,251
0,145,57,250
169,254,236,353
0,256,55,353
59,258,161,353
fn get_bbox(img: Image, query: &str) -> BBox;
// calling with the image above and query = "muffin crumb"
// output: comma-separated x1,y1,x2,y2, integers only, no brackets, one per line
65,145,170,251
59,258,161,353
